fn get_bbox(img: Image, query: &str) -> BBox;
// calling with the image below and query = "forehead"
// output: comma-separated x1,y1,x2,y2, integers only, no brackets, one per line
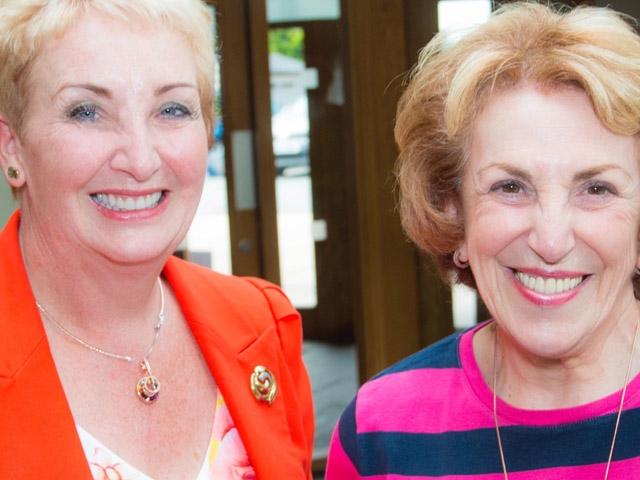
468,84,638,175
28,11,197,96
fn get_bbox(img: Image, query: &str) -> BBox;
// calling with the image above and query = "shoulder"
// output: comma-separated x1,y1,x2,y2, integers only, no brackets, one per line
374,329,464,379
328,329,474,475
163,255,300,337
343,330,465,420
342,329,470,431
165,256,292,310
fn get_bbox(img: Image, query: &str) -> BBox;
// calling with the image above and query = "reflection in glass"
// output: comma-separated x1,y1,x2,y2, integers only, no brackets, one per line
266,0,340,23
183,7,232,274
269,27,318,308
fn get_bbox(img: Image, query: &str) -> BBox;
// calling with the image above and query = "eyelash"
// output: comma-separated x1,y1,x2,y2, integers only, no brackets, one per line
490,180,525,195
489,180,617,201
583,181,616,196
161,103,191,118
68,104,98,122
68,102,192,123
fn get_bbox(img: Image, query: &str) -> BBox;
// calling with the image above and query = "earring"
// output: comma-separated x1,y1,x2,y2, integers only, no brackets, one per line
7,166,19,179
453,250,469,269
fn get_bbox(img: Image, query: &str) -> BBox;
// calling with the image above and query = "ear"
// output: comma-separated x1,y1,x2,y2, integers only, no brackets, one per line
445,197,467,253
0,116,26,189
457,243,469,264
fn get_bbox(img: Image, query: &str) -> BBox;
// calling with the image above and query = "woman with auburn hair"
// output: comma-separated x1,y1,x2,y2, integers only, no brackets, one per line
0,0,314,478
327,2,640,478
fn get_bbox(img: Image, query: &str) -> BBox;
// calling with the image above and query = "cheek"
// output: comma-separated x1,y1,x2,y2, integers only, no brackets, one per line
578,210,640,270
162,128,209,180
464,203,526,260
20,133,92,196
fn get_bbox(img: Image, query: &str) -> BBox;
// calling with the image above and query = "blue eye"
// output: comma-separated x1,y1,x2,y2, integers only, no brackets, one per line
161,103,191,117
69,105,98,121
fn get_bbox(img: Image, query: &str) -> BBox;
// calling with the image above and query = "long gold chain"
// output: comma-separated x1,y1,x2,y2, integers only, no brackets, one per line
492,319,639,479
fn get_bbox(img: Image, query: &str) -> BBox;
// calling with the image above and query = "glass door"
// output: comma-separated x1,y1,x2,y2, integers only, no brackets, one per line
181,5,232,274
184,0,360,469
266,0,358,467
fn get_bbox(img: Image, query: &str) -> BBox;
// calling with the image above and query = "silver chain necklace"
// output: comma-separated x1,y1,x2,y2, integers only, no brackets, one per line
36,277,165,404
493,319,639,480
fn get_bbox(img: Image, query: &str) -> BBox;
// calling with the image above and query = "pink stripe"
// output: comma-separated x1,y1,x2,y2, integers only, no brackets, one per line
363,475,506,480
325,420,361,480
497,456,640,480
356,368,495,434
329,457,640,480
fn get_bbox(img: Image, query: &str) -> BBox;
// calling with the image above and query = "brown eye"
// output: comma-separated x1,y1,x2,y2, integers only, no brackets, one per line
586,184,609,195
501,183,521,194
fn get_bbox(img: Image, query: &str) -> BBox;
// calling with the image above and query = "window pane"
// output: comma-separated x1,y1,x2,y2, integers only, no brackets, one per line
266,0,340,22
182,6,232,275
270,27,318,308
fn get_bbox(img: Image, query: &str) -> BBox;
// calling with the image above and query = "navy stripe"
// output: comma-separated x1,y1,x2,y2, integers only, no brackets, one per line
374,330,465,380
356,408,640,477
338,396,360,473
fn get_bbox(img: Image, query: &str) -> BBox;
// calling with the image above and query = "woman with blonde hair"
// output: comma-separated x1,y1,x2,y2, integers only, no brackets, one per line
327,2,640,478
0,0,314,478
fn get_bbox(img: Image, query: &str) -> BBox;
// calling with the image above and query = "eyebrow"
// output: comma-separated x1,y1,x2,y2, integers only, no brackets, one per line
480,162,631,182
56,83,112,98
479,163,531,182
573,164,631,182
155,83,199,96
56,82,198,98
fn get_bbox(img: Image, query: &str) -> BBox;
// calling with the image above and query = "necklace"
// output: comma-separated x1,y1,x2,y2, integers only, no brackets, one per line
36,278,165,404
492,319,639,480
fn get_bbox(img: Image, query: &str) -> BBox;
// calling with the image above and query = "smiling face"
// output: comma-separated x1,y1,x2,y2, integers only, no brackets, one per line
9,11,208,266
459,84,640,359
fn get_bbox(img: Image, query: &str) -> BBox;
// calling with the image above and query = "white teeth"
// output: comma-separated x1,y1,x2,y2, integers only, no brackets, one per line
515,271,583,295
92,192,163,212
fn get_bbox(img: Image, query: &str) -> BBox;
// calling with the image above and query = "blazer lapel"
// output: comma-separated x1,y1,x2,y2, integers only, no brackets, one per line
164,257,308,479
0,212,92,478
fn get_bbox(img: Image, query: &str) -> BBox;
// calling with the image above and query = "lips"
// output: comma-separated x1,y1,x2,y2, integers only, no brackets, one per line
91,191,164,212
515,271,584,295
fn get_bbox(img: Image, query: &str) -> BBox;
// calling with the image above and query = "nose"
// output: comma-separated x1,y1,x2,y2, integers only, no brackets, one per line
110,119,162,181
527,202,576,264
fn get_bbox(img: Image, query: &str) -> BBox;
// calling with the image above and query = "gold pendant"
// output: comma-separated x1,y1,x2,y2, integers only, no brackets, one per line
137,359,160,403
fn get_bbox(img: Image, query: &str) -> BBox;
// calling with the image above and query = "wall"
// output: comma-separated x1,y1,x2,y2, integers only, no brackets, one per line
596,0,639,18
0,179,16,228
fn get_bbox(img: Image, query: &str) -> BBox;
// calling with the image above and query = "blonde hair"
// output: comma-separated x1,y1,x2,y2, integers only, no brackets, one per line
0,0,215,142
394,1,640,291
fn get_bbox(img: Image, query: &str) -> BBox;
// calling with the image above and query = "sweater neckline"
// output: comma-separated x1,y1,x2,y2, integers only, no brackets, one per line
460,321,640,426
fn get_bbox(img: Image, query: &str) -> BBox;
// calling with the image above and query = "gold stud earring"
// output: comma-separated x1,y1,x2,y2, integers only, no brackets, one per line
7,166,19,179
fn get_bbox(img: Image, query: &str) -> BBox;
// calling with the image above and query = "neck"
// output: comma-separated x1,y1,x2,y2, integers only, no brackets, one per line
19,224,168,333
475,310,640,410
492,318,638,480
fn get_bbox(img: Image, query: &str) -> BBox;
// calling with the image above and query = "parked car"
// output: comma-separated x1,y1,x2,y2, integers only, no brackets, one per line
207,119,225,176
272,96,310,175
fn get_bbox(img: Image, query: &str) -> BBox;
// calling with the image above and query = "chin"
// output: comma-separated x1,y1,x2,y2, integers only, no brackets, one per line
516,329,585,360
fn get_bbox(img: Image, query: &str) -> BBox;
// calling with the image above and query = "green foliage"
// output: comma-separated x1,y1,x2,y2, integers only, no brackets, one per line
268,27,305,60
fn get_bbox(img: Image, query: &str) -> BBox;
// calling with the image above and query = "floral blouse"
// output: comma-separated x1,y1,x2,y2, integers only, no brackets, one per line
78,389,255,480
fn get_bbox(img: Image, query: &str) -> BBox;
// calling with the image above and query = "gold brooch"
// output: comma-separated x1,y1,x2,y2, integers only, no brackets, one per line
251,365,277,405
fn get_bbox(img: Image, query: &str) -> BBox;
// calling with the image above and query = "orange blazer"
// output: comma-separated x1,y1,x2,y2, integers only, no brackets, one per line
0,211,314,479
